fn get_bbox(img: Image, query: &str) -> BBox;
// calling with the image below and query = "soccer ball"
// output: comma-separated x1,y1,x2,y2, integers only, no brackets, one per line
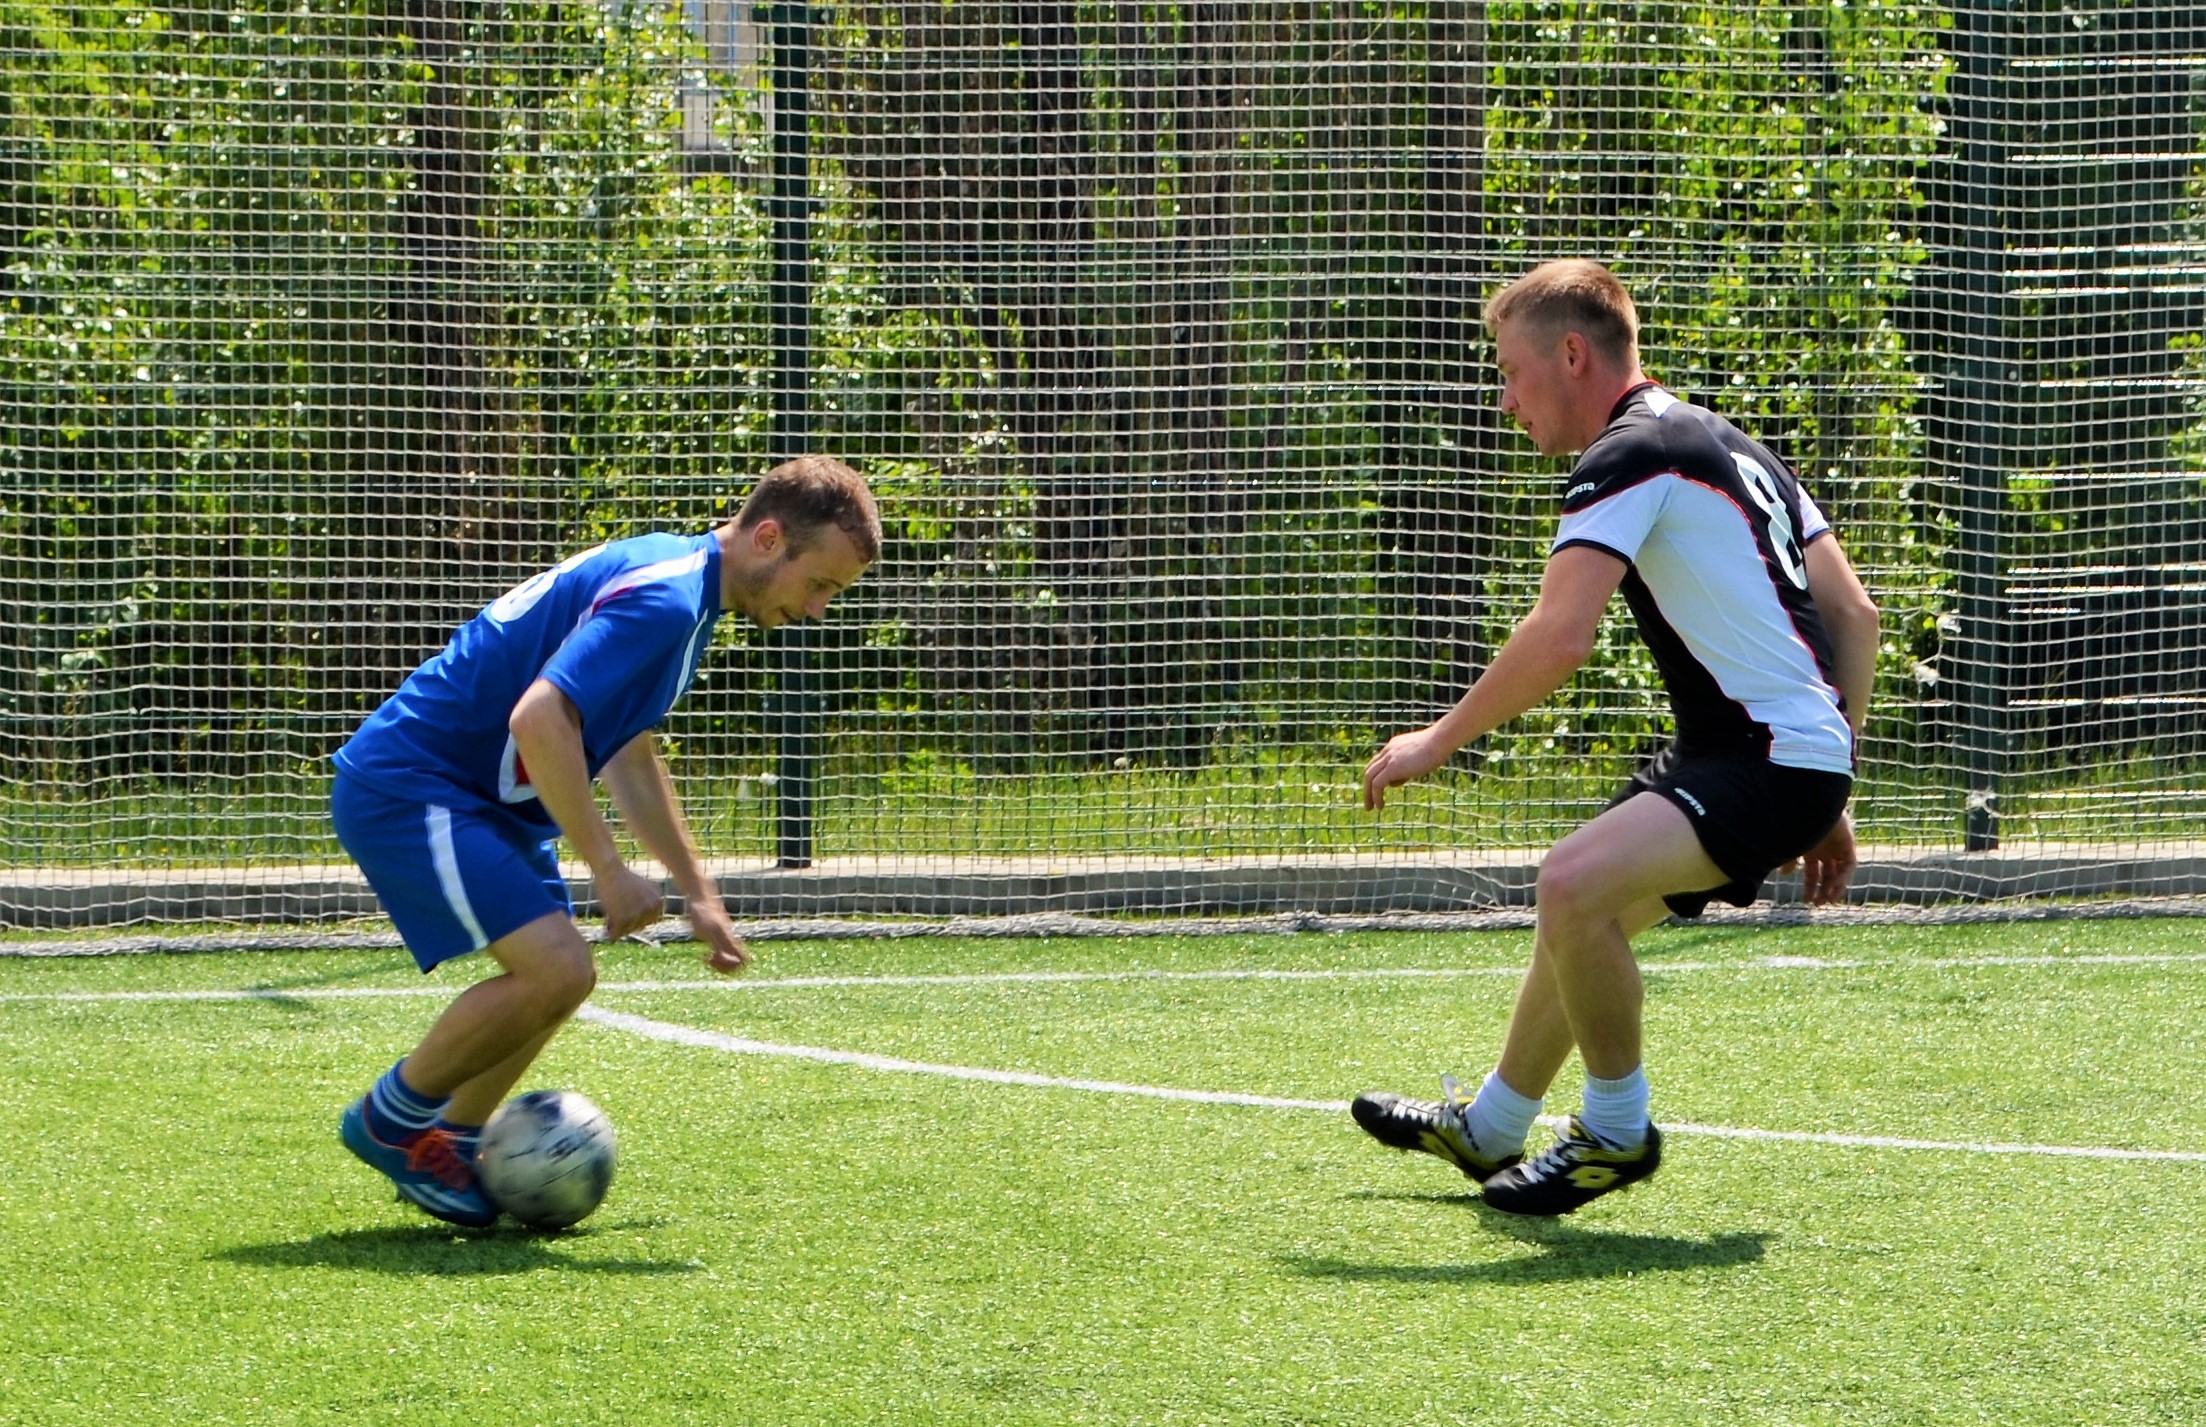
476,1089,618,1229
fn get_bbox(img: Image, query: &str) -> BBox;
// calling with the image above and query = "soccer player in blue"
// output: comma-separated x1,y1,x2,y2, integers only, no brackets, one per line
332,456,880,1227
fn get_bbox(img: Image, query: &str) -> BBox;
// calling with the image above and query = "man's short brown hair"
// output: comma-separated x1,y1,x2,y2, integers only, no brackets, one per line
1483,259,1640,366
735,455,882,564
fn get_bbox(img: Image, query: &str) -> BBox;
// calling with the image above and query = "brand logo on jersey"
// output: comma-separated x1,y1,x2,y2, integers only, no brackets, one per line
1675,788,1706,817
1565,481,1597,502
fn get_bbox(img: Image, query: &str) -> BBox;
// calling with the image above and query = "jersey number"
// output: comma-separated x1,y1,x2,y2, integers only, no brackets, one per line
1732,453,1808,590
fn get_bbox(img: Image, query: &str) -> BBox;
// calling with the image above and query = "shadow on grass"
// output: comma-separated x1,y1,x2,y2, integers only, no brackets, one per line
214,1221,702,1277
211,961,436,1010
1285,1216,1773,1286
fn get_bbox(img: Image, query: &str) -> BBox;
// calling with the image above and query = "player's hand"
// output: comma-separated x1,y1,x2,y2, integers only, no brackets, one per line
1785,811,1858,906
595,863,666,942
1362,726,1452,811
688,893,750,974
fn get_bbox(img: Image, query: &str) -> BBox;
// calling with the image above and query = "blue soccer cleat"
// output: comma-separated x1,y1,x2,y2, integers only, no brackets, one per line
340,1098,499,1229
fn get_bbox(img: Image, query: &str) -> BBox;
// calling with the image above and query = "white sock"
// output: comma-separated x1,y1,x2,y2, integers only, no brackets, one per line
1465,1071,1543,1154
1579,1066,1651,1149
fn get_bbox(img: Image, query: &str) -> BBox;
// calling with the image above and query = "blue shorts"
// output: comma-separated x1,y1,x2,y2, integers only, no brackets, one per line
331,772,572,972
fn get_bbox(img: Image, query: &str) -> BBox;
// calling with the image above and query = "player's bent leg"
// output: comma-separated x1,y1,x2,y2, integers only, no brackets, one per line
340,915,593,1228
1533,793,1724,1080
401,911,598,1100
1352,897,1652,1186
444,1020,565,1128
1492,938,1576,1102
1477,799,1719,1215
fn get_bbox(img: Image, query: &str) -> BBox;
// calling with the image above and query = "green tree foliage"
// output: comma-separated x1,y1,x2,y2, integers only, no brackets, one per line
0,0,770,796
813,0,1946,817
1981,3,2206,764
8,2,2195,865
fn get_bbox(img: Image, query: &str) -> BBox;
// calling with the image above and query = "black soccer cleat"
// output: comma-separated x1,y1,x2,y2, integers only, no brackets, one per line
1350,1075,1525,1182
1479,1118,1663,1216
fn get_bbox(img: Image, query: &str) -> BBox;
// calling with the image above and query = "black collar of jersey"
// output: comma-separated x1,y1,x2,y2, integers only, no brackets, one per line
1607,380,1665,424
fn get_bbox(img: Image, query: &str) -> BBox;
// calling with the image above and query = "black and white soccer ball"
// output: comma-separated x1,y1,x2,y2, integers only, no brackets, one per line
477,1089,618,1229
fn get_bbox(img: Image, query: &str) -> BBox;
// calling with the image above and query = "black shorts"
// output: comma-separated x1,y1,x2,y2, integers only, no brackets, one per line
1609,747,1853,918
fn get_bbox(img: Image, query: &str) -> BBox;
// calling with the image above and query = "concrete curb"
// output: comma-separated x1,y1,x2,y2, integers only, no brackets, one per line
6,845,2205,930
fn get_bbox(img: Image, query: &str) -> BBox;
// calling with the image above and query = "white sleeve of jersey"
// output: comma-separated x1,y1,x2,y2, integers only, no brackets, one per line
1798,488,1832,543
1550,475,1670,562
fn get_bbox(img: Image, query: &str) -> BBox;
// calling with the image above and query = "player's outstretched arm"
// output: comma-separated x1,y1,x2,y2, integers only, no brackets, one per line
510,679,665,943
1362,545,1624,810
602,732,749,973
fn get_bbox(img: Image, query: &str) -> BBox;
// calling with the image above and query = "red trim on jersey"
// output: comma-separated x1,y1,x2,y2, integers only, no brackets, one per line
1606,380,1666,424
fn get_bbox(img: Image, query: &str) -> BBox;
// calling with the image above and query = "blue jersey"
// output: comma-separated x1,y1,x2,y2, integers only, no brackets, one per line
334,532,724,829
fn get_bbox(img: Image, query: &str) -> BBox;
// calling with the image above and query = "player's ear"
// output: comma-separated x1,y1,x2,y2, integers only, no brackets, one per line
750,517,784,557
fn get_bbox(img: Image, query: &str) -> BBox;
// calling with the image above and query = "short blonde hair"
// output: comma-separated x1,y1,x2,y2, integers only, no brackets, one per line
735,455,882,564
1483,260,1639,366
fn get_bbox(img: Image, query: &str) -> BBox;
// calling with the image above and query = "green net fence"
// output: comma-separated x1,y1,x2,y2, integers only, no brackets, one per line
3,1,2204,935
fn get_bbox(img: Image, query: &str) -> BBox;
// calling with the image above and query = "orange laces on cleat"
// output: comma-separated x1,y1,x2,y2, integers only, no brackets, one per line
403,1129,474,1189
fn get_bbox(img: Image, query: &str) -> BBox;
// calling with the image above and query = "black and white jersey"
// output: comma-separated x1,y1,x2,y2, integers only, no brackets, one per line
1550,383,1854,774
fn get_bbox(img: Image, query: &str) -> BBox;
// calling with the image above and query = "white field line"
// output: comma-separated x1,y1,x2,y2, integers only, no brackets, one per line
574,1004,2206,1165
1654,1121,2206,1162
575,1005,1342,1111
10,956,2206,1164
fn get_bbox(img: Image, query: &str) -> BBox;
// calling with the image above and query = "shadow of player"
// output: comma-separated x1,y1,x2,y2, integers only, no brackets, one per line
212,1220,700,1278
1282,1215,1772,1287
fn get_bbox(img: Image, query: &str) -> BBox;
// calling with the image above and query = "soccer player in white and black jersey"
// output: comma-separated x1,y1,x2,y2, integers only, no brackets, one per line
1351,260,1881,1215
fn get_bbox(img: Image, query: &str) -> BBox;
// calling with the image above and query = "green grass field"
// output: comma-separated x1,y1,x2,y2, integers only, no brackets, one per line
3,918,2203,1425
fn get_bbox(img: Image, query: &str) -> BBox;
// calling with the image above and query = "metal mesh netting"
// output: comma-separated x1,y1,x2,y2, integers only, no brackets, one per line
3,2,2204,939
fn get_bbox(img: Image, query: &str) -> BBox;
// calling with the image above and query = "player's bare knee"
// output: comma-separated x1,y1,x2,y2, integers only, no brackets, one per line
540,949,597,1014
1534,846,1609,922
506,941,596,1019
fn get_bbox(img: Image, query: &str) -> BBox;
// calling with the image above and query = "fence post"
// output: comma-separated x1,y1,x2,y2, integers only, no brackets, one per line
763,1,818,868
1942,0,2017,853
